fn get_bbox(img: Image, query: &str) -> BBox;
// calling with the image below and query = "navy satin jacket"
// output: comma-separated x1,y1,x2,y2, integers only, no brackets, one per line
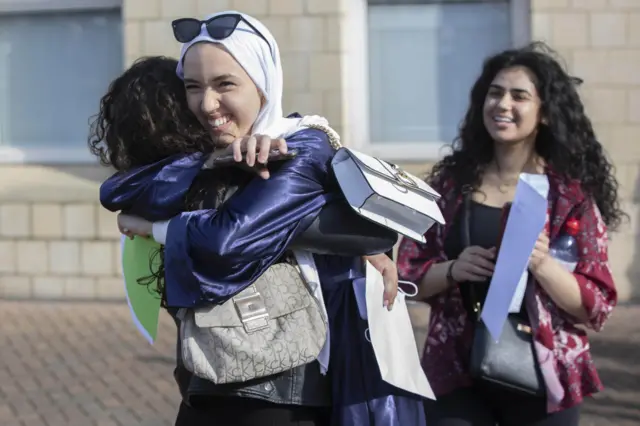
100,128,425,426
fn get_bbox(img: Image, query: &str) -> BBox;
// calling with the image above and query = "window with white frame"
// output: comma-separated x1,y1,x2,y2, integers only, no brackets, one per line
0,0,122,163
366,0,524,159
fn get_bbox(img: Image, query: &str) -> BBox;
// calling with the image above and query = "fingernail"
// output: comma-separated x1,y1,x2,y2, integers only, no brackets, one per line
383,300,389,308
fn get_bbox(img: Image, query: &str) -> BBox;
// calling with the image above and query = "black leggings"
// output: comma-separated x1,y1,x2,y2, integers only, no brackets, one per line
174,397,330,426
424,386,580,426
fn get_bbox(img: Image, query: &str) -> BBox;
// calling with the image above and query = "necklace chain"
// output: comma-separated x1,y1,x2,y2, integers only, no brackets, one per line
494,162,525,194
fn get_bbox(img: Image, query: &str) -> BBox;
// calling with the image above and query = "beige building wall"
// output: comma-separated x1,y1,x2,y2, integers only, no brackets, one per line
0,0,638,302
528,0,640,301
0,164,122,299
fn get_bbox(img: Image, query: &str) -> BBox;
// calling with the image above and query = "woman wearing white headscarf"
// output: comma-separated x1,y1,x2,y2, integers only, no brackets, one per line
101,11,426,426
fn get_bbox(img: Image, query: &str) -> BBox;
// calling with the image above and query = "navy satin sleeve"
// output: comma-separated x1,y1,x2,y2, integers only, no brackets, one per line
164,129,335,307
99,152,207,221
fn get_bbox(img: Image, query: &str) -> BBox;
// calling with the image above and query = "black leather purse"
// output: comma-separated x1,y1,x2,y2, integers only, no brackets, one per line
461,195,545,396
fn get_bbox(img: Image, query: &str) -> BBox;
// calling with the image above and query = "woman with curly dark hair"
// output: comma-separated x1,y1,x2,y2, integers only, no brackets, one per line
397,42,621,426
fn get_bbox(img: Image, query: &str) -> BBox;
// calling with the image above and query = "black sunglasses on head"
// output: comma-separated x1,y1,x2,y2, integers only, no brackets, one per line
172,14,273,59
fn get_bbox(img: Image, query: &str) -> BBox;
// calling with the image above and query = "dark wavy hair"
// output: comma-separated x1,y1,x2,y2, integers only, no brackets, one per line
429,42,624,230
88,56,213,171
88,56,252,305
88,56,218,305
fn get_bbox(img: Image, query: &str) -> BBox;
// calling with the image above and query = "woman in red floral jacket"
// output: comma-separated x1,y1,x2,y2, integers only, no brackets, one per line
397,42,622,426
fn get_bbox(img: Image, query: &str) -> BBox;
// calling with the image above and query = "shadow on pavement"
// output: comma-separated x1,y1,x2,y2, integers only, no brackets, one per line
136,355,175,366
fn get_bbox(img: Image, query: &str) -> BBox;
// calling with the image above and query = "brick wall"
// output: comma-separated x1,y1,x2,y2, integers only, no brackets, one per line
530,0,640,300
0,202,122,299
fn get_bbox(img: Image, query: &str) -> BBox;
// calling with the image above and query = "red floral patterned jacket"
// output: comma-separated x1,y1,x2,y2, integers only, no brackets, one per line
397,169,617,412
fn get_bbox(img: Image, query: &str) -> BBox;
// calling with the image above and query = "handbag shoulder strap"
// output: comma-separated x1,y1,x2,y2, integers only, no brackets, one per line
461,193,482,318
302,123,343,150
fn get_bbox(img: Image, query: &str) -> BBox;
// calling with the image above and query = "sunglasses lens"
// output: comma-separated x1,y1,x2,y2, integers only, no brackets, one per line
173,19,202,43
206,15,240,39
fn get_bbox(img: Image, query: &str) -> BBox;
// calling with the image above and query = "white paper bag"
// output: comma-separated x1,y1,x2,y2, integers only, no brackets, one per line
364,261,435,400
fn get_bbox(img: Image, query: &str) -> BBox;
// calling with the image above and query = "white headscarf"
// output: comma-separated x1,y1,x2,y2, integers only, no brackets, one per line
176,11,324,138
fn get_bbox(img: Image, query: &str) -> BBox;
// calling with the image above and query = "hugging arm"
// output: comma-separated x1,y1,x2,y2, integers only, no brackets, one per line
101,145,397,258
100,152,207,221
158,129,344,307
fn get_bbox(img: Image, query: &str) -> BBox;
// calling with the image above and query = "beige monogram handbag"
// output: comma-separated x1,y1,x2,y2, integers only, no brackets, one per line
177,260,328,384
178,121,339,385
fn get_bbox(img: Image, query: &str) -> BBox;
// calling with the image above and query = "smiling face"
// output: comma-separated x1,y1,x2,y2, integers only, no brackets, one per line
182,42,263,146
482,66,543,146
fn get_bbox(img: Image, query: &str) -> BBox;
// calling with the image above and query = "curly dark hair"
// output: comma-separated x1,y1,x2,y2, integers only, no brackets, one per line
88,56,254,305
429,42,625,230
88,56,213,171
88,56,223,305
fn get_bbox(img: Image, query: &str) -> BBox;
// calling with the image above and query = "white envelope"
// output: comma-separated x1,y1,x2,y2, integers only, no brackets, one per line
365,261,435,400
507,173,549,314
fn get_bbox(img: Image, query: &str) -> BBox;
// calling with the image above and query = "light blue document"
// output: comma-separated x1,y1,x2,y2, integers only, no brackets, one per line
480,174,549,342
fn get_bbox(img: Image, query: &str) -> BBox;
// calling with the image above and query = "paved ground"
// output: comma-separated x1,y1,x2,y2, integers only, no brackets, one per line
0,301,179,426
0,300,638,426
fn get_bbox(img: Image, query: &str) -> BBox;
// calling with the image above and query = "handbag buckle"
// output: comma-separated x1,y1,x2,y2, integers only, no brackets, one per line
389,163,417,188
517,323,533,334
234,292,270,333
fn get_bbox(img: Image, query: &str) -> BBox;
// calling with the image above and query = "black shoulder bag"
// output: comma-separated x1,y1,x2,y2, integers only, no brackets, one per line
462,194,545,396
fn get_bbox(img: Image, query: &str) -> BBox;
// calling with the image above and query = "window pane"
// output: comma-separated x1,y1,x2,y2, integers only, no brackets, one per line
368,3,511,144
0,10,122,148
369,0,507,4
